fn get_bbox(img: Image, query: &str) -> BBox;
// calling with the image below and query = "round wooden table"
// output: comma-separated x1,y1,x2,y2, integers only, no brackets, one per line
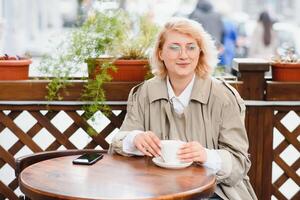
19,153,216,200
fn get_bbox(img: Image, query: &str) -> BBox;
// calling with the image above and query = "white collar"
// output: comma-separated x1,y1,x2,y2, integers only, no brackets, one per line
167,74,195,107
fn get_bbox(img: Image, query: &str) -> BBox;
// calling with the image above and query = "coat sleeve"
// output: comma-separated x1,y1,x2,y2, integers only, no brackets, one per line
215,83,251,186
109,84,145,156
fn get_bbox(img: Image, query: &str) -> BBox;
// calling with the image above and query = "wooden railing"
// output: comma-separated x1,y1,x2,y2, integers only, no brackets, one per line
0,58,299,200
234,59,300,200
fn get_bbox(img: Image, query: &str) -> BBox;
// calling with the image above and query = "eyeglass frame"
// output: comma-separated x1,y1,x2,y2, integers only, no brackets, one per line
165,43,201,58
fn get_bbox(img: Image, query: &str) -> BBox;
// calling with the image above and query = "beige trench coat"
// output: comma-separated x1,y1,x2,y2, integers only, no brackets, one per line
110,76,257,200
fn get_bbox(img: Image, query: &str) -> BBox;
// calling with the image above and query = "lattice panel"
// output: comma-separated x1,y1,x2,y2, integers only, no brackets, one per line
1,105,300,200
272,110,300,200
0,105,126,200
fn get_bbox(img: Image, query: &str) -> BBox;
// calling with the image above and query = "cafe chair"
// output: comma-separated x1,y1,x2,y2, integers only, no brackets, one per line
15,149,106,200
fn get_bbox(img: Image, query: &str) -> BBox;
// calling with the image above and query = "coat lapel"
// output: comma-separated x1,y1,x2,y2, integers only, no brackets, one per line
190,76,212,104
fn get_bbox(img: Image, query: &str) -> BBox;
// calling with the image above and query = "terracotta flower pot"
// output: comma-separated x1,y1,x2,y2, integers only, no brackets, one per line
89,58,149,81
271,63,300,82
111,59,149,81
0,57,31,80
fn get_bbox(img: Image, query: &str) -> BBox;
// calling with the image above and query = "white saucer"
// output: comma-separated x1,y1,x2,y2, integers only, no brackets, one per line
152,157,192,169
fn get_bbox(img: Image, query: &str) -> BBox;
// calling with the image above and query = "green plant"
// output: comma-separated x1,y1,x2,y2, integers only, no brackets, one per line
82,59,115,120
111,15,159,59
39,8,159,135
39,9,127,119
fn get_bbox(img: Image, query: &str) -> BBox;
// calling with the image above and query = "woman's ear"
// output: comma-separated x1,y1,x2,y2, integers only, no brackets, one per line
158,50,163,61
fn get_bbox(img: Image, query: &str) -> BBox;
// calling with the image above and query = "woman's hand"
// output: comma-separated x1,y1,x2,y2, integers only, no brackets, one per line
177,141,207,163
133,131,161,157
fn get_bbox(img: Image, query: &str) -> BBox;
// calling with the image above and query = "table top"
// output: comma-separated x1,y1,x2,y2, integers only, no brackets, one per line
19,153,216,200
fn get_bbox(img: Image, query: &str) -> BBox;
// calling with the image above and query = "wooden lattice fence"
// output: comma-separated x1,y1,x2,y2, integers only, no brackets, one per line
0,102,127,200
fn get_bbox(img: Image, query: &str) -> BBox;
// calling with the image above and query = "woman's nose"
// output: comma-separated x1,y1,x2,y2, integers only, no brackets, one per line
178,48,189,59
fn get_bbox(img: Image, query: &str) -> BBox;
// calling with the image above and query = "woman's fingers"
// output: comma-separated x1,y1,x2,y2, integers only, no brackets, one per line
134,131,161,157
134,133,151,156
177,141,207,163
178,147,201,162
179,152,201,163
144,131,161,156
136,142,152,157
141,142,157,157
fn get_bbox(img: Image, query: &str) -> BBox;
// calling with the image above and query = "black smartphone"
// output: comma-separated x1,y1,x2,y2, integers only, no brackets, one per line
72,153,103,165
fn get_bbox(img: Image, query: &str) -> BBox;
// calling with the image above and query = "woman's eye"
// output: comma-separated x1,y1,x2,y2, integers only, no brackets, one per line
187,45,197,51
168,45,181,51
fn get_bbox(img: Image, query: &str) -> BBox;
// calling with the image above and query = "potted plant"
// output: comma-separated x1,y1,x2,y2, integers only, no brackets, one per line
271,48,300,82
88,14,158,81
39,9,128,124
0,54,32,80
39,8,159,133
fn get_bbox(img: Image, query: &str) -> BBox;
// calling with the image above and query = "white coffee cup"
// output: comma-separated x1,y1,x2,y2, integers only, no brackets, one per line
160,140,185,164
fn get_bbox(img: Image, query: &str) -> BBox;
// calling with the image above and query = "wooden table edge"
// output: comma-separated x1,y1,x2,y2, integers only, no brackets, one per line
19,154,217,200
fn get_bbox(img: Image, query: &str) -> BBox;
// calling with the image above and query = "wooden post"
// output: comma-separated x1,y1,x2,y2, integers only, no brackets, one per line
234,58,271,200
261,107,274,200
233,58,270,100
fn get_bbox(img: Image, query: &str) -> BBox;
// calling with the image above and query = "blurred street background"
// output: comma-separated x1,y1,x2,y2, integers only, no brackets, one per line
1,0,300,76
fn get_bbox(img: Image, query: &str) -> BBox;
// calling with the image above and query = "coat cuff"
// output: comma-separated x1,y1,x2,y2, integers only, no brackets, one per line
215,149,233,181
123,130,144,156
202,148,222,174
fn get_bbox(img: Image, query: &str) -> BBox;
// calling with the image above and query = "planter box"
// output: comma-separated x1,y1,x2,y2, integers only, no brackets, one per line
271,63,300,82
89,58,149,81
112,59,149,81
0,58,31,80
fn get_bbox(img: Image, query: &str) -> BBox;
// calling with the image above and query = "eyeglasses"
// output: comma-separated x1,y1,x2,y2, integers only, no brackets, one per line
166,43,200,58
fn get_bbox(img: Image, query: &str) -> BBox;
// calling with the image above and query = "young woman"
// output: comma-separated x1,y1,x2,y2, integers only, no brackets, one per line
110,17,257,200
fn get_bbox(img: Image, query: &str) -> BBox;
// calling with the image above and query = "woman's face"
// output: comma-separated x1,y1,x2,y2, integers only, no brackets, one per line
159,31,200,80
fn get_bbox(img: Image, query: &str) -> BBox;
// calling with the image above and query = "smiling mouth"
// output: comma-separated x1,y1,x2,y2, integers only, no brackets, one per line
176,63,190,66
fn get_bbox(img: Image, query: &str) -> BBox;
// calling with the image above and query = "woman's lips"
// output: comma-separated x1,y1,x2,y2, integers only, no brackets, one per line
176,63,190,67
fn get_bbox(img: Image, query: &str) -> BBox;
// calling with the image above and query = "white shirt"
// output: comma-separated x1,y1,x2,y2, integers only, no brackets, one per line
167,76,193,115
122,75,221,173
